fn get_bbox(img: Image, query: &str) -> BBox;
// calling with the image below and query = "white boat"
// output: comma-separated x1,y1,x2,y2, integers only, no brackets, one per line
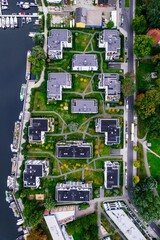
5,16,10,28
16,219,24,226
2,0,8,5
20,84,26,101
0,18,2,28
19,111,23,120
26,17,29,24
28,16,32,23
2,17,6,29
5,190,14,203
22,2,30,9
10,17,14,28
2,5,8,10
22,17,25,25
14,16,18,27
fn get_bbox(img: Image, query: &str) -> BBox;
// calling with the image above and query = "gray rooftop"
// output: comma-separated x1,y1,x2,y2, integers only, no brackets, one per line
72,54,98,68
75,7,87,24
48,29,71,51
98,73,120,102
103,30,121,52
71,99,98,113
47,73,71,100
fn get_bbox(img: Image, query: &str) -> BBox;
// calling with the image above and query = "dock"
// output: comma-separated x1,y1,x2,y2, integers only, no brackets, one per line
25,50,31,80
0,14,38,18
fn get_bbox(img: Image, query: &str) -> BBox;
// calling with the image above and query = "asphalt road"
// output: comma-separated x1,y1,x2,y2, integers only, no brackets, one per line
121,0,134,197
150,222,160,239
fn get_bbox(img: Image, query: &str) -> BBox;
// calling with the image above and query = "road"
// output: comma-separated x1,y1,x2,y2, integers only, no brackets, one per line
121,0,134,197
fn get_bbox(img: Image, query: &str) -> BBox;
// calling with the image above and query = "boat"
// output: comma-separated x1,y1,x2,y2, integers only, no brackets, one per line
2,5,8,10
0,18,2,28
2,0,8,5
21,17,25,25
26,17,29,24
10,17,14,28
7,175,15,190
21,2,30,9
19,111,23,120
2,17,6,29
28,16,32,23
5,190,14,203
20,84,26,101
5,16,10,28
17,219,24,226
9,201,20,218
10,121,21,152
14,16,18,27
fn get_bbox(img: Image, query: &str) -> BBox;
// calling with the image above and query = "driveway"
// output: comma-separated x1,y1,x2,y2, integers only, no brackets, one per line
75,202,96,219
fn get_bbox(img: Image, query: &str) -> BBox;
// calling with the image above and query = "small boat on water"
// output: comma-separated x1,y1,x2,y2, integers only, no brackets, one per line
26,17,29,24
2,17,6,29
19,111,23,120
2,5,8,10
2,0,8,5
21,17,25,25
20,83,26,101
10,17,14,28
14,16,18,27
5,190,14,203
22,2,30,9
5,16,10,28
0,18,2,28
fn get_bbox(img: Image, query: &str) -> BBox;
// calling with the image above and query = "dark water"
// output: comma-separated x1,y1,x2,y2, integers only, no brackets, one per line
0,2,38,240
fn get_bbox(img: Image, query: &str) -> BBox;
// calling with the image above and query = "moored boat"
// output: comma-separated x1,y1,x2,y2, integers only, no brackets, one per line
14,16,18,27
10,16,14,28
2,17,6,29
20,84,26,101
5,16,10,28
5,190,14,203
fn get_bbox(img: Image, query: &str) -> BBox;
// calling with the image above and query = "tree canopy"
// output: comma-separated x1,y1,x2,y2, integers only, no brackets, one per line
44,198,56,210
146,0,160,28
23,200,44,227
33,33,44,47
133,35,154,58
29,46,46,77
106,20,114,29
133,160,140,168
121,73,136,98
132,177,160,222
135,89,160,120
132,15,147,34
27,228,47,240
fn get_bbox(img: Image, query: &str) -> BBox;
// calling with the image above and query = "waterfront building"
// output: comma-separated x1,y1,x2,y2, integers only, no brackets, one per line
23,160,49,188
48,29,72,59
28,118,48,144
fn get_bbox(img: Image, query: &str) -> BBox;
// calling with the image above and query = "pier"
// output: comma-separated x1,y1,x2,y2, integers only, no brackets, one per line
0,14,38,17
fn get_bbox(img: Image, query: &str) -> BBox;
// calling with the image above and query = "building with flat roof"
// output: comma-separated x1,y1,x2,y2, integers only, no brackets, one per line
47,73,72,101
71,99,98,113
104,161,119,189
28,118,48,144
98,73,120,102
99,30,121,61
72,54,98,71
50,205,76,225
23,160,49,188
56,181,92,202
104,209,146,240
56,141,92,159
75,7,87,28
48,29,72,59
95,119,120,145
44,215,73,240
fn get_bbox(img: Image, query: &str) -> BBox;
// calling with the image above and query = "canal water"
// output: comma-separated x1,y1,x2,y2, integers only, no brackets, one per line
0,3,38,240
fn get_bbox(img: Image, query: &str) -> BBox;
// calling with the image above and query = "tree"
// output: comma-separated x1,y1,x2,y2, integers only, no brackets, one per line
135,89,160,120
133,35,155,58
141,176,157,191
132,15,147,34
121,77,136,98
44,198,56,210
133,160,140,168
106,20,114,29
29,46,46,77
133,176,140,184
27,228,47,240
33,33,44,47
146,0,160,28
133,145,139,152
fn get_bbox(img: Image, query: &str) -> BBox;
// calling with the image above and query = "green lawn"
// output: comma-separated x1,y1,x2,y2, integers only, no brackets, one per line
73,32,92,52
125,0,130,7
137,60,156,93
137,143,147,178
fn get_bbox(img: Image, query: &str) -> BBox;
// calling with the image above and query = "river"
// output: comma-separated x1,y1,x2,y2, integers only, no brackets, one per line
0,4,38,240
